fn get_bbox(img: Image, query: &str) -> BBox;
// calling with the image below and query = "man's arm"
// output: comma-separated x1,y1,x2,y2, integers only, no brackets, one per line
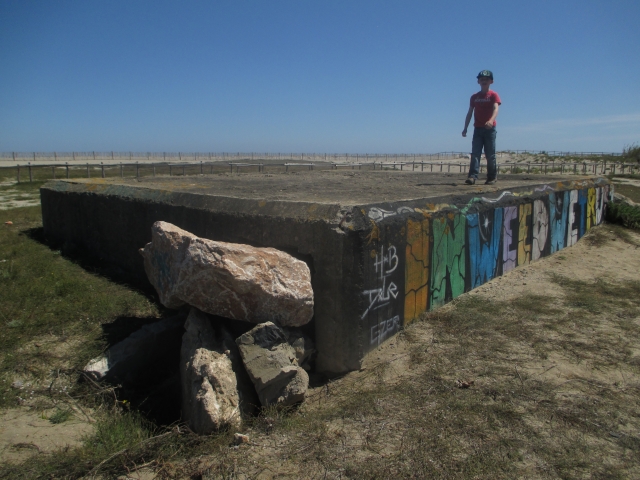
484,103,500,128
462,105,474,137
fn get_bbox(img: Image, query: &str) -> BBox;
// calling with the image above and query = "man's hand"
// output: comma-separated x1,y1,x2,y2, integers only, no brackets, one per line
462,129,467,137
484,120,494,129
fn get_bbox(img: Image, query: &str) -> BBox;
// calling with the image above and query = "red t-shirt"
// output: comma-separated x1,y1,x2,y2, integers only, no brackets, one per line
470,90,501,127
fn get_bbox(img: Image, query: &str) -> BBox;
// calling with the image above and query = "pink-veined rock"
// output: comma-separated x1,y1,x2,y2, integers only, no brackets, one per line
140,221,314,327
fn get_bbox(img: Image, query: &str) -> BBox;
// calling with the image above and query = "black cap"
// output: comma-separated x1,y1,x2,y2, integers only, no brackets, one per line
477,70,493,79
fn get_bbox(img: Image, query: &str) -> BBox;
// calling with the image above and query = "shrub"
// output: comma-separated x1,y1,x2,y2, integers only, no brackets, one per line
623,143,640,163
607,201,640,229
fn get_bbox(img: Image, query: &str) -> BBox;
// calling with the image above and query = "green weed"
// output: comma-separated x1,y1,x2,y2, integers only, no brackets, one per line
623,142,640,163
607,201,640,229
48,408,73,424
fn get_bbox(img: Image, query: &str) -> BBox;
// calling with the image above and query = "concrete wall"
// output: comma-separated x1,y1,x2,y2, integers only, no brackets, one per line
41,178,611,375
356,182,611,357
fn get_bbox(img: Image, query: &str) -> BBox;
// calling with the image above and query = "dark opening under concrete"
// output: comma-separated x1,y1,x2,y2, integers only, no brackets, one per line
40,171,612,375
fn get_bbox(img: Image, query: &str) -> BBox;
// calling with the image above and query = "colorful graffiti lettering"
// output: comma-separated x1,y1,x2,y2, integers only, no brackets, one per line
468,209,502,288
502,206,518,273
549,191,569,253
364,184,611,352
518,203,532,266
587,188,596,231
431,213,466,308
404,218,430,326
532,199,549,261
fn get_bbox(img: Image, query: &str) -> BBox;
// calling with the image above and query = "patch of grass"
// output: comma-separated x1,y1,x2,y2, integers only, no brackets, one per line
607,201,640,229
48,408,73,424
0,411,181,479
0,206,162,408
2,196,640,477
0,180,46,194
613,183,640,203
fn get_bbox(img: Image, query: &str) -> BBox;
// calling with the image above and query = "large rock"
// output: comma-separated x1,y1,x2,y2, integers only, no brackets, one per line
140,221,314,327
181,308,257,433
236,322,309,407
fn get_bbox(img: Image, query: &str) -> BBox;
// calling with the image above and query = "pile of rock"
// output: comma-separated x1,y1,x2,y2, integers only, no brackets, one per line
86,221,315,434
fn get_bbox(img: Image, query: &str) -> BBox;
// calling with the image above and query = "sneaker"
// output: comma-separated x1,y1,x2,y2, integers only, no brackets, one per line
484,178,497,185
464,178,476,185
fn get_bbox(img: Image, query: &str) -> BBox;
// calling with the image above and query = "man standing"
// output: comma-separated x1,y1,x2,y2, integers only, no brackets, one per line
462,70,501,185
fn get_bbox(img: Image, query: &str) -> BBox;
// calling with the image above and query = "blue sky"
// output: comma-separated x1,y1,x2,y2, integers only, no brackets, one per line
1,0,638,153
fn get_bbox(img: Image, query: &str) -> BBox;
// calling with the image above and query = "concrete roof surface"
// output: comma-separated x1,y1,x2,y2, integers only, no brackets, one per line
58,171,600,205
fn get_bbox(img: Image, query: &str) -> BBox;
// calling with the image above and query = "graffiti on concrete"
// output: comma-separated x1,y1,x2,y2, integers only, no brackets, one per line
361,185,610,346
549,191,569,253
361,245,399,319
368,206,415,221
404,218,430,326
370,315,401,346
468,209,502,289
362,184,611,351
503,206,518,274
532,199,549,261
518,203,533,266
431,212,466,308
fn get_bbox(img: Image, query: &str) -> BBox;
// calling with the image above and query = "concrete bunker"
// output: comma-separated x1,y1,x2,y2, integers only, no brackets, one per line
40,171,612,376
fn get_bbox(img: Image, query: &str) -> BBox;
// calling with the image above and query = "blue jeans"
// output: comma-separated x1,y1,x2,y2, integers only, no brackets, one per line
468,127,497,180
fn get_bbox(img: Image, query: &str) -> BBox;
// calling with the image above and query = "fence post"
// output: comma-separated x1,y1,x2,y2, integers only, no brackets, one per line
136,162,139,179
17,164,20,183
12,152,16,161
153,164,156,176
200,161,203,174
93,151,96,161
29,162,32,182
87,163,90,178
66,162,69,178
54,152,57,161
120,163,123,177
101,162,105,178
33,152,36,162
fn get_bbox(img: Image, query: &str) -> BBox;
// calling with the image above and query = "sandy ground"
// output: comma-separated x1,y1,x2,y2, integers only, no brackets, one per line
3,226,638,469
1,189,639,472
0,408,93,464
